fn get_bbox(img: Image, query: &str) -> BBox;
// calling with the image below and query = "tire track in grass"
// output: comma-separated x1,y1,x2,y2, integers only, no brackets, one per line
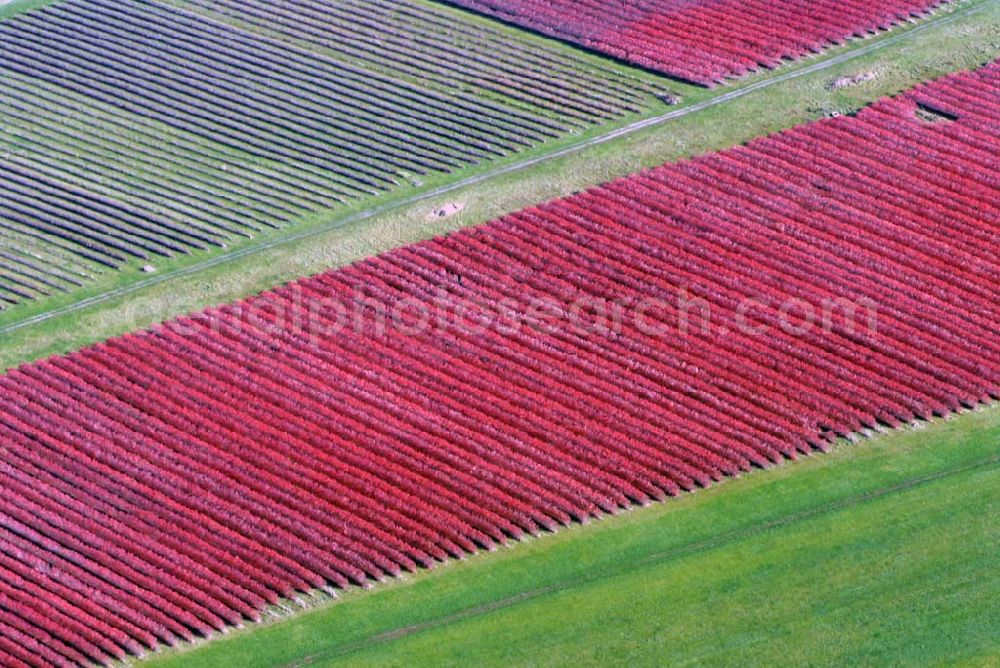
287,452,1000,667
0,0,989,337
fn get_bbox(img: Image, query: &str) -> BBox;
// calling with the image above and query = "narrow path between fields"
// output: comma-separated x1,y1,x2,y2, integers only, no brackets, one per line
0,0,989,337
284,453,1000,667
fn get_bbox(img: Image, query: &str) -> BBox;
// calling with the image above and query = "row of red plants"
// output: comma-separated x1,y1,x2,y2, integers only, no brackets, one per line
445,0,950,85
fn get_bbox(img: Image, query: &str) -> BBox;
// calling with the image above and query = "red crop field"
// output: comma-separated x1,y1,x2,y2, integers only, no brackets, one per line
444,0,951,85
0,62,997,664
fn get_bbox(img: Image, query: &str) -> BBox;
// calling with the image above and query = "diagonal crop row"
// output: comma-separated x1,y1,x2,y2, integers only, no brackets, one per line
172,0,658,122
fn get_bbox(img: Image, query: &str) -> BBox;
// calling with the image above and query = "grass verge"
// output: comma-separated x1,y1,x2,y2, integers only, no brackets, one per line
142,403,1000,667
0,0,56,20
3,0,998,369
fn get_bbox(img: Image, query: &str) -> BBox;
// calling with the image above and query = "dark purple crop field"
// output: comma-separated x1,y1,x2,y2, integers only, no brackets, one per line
0,0,662,307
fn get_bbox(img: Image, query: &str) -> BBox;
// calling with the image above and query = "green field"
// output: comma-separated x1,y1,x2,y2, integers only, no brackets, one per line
0,0,53,19
143,404,1000,667
3,0,998,370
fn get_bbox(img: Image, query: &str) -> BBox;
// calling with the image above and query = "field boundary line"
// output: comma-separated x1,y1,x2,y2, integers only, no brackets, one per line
0,0,990,338
284,452,1000,667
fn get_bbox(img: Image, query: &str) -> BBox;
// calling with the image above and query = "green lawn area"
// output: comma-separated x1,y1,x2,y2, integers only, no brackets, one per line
0,0,53,19
4,0,998,370
145,404,1000,668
